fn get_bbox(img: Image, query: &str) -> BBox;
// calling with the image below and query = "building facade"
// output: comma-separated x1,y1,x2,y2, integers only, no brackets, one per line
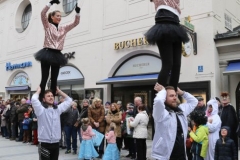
0,0,240,111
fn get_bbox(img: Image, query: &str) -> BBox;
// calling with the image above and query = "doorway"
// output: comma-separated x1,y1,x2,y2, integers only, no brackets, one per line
10,94,28,101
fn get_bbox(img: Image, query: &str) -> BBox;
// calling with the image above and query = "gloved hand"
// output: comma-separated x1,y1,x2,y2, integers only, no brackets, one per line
50,0,60,5
75,3,81,13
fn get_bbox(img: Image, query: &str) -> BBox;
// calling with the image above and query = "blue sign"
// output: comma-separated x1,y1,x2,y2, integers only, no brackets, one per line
198,65,203,72
6,62,32,71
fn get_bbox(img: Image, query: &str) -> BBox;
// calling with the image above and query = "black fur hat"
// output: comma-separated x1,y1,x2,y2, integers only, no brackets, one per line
190,110,207,126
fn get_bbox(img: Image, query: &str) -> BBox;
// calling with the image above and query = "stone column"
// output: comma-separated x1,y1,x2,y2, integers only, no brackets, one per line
219,61,229,92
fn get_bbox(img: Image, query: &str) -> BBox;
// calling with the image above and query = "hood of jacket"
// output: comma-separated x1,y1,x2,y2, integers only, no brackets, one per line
221,126,230,137
206,99,218,116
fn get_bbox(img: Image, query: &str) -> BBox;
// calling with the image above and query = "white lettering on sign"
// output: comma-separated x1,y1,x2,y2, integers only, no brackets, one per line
61,71,71,75
133,63,150,67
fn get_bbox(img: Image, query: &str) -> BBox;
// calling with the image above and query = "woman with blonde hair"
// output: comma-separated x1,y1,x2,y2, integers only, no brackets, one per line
88,98,105,158
105,103,122,152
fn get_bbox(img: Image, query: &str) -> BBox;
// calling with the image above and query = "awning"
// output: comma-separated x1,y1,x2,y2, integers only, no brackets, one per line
5,85,30,91
96,74,158,84
223,61,240,75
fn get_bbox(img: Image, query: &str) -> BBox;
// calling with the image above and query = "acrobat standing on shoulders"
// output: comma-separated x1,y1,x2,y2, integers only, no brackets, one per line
34,0,80,100
145,0,189,90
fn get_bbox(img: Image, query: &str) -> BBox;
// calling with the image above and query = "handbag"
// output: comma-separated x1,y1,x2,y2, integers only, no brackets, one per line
92,129,104,146
186,138,192,149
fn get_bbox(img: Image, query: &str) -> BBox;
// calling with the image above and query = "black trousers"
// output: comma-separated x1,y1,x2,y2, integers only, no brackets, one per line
39,62,60,101
156,40,182,90
116,137,122,152
39,142,59,160
136,138,146,160
128,138,136,157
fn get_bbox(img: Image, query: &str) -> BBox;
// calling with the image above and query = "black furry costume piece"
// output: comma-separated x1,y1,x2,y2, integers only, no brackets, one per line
190,110,208,126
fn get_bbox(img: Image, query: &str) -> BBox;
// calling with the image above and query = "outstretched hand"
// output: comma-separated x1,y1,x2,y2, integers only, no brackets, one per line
75,3,81,13
50,0,60,5
177,87,184,96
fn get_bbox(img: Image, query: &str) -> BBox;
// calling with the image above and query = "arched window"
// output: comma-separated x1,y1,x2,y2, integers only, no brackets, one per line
63,0,77,14
21,4,32,30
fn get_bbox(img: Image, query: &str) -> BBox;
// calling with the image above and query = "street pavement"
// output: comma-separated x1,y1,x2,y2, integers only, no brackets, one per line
0,136,153,160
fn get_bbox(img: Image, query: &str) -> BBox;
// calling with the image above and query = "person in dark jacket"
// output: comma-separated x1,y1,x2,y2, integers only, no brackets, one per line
16,98,29,142
59,96,67,149
10,101,17,140
194,96,207,113
29,106,38,145
219,92,238,149
75,99,89,143
214,126,237,160
64,101,79,154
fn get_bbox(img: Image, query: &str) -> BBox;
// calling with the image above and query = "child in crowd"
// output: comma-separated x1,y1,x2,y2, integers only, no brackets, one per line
188,110,209,160
215,126,237,160
78,118,99,160
22,113,31,143
103,122,120,160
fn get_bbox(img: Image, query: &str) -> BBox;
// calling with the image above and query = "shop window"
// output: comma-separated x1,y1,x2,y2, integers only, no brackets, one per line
62,0,77,14
21,4,32,31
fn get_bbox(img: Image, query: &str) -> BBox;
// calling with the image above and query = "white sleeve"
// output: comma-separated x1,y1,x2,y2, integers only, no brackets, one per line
179,92,198,116
31,93,44,117
130,114,141,128
207,116,222,133
153,89,169,122
58,96,72,114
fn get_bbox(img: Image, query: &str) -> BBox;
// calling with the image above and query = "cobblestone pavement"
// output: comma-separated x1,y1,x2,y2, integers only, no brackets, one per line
0,136,153,160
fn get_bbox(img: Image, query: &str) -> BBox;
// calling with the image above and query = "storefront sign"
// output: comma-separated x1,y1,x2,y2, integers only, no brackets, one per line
58,66,83,81
6,62,32,71
115,55,161,76
114,37,149,50
180,18,195,31
64,52,75,59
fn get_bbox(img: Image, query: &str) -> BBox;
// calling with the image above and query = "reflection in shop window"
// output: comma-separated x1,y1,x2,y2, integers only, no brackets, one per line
21,4,32,31
72,85,84,104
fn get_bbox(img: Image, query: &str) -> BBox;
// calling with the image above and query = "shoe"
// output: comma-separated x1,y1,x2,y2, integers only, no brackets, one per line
5,137,9,139
23,141,26,143
72,150,77,155
131,156,136,159
122,147,128,150
65,150,71,154
62,146,66,149
97,154,102,158
10,138,16,141
126,154,131,157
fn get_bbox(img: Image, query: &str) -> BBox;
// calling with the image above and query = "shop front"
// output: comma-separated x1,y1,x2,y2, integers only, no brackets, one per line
5,72,31,101
97,51,211,138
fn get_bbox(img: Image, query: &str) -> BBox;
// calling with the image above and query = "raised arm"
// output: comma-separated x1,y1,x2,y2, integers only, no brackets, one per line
57,88,72,113
178,88,198,116
64,4,80,32
153,83,169,122
31,87,44,117
41,3,51,29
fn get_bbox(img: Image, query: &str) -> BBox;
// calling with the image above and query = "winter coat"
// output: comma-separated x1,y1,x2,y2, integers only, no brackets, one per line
122,111,134,138
130,111,149,139
220,104,238,145
64,107,79,126
16,104,29,121
22,117,31,130
10,105,17,123
105,110,122,137
190,125,209,158
88,105,105,133
77,107,88,126
31,111,38,130
214,126,237,160
205,99,222,160
1,107,8,127
152,90,198,160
